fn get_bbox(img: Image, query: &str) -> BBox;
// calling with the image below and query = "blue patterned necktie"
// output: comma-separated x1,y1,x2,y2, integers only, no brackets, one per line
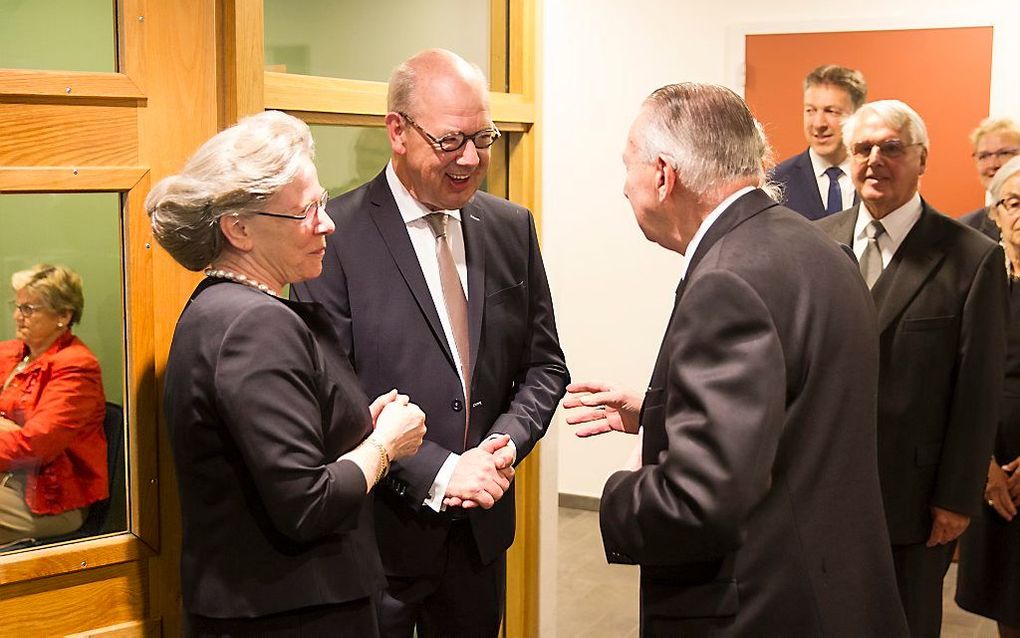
824,166,844,214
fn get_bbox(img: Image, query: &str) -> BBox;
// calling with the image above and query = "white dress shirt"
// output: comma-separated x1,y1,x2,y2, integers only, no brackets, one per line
852,192,923,268
808,148,855,212
679,186,755,280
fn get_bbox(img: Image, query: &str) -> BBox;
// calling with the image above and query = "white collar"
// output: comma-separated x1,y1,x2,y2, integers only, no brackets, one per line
808,147,852,179
679,186,756,280
854,192,923,245
385,161,462,224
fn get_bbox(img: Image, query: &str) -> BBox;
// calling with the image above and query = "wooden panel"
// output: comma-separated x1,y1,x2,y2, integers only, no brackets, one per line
0,562,146,636
66,618,162,638
265,71,535,124
218,0,265,126
0,103,138,166
0,535,153,585
0,69,144,101
490,0,509,92
0,167,146,192
745,27,994,216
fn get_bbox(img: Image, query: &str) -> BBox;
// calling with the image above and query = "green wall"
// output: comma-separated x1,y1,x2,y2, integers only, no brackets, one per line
0,0,116,72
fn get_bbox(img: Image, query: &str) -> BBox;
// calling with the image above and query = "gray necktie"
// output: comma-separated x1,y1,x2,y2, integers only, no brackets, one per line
425,213,471,442
860,220,886,289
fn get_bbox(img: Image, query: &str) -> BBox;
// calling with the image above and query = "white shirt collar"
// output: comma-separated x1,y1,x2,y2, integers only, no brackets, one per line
679,186,756,281
854,191,923,246
385,161,463,224
808,147,852,179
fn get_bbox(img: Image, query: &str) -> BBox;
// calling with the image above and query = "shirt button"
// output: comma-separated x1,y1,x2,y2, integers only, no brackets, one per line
451,399,463,412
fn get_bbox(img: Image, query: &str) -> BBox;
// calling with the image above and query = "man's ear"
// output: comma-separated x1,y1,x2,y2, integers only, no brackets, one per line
655,156,677,203
917,146,928,176
385,112,407,155
219,214,254,252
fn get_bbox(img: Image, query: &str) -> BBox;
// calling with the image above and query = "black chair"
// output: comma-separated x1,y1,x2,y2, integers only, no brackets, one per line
1,402,125,551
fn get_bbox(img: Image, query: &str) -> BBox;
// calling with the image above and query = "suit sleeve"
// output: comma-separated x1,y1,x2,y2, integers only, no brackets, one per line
214,303,368,543
932,244,1007,517
600,269,786,565
486,211,569,462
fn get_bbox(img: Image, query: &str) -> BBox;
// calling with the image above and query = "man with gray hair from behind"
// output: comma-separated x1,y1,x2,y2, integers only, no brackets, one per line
819,99,1007,637
563,82,908,635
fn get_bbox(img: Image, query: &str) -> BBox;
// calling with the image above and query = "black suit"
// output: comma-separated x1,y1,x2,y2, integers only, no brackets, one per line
601,190,907,636
772,148,858,220
960,205,999,241
819,202,1008,636
164,279,385,632
291,170,568,633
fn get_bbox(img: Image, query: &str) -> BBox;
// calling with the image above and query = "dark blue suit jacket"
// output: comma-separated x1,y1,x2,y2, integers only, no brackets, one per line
960,206,999,241
772,148,858,220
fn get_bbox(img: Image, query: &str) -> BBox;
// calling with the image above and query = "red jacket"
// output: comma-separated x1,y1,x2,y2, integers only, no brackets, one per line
0,332,107,515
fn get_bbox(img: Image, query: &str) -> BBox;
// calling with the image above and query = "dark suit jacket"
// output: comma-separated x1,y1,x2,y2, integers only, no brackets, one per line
819,202,1007,544
960,205,999,241
600,190,907,636
291,170,568,575
163,279,385,618
772,148,858,220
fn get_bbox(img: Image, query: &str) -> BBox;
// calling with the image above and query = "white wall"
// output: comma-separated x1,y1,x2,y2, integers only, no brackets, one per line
543,0,1020,502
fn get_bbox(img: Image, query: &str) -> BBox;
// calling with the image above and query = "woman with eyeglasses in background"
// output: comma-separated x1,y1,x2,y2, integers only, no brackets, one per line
0,264,106,547
957,155,1020,638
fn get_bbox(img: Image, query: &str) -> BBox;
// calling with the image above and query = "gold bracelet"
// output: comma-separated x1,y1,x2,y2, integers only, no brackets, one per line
365,436,390,484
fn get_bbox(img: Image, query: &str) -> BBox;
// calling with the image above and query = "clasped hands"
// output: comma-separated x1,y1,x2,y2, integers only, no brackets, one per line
983,456,1020,522
443,434,516,510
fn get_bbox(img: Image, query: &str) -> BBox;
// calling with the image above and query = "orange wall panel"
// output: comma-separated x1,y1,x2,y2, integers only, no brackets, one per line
746,27,993,216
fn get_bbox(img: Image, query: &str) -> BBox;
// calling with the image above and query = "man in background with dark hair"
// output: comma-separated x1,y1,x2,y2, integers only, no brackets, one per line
772,64,867,219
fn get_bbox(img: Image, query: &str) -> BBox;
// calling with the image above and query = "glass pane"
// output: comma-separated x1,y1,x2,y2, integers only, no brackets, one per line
0,193,127,552
0,0,117,73
264,0,506,90
309,124,508,199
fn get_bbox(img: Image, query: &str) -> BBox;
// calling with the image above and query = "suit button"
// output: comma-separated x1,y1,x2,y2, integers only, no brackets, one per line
451,399,463,412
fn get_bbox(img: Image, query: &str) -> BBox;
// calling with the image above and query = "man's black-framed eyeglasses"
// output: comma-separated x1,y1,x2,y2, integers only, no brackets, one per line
252,189,329,220
398,111,501,153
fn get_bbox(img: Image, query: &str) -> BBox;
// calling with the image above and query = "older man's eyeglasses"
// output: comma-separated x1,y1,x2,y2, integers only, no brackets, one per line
10,302,42,317
398,111,501,153
850,139,923,162
973,148,1020,163
253,190,329,220
996,196,1020,215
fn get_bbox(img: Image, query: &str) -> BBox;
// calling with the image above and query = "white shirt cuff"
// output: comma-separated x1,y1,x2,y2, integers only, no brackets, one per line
423,452,460,512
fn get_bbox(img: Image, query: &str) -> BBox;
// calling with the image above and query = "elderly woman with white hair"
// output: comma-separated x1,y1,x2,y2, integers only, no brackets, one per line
957,154,1020,638
147,110,426,636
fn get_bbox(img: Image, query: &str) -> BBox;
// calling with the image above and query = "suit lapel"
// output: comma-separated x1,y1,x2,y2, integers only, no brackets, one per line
796,151,825,216
367,173,458,368
828,206,858,245
462,199,486,387
873,203,947,334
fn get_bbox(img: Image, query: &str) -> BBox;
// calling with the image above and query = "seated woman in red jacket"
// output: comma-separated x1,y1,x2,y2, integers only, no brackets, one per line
0,264,106,546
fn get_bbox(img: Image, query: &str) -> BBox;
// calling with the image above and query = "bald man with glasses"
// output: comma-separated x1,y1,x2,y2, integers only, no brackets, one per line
291,49,567,637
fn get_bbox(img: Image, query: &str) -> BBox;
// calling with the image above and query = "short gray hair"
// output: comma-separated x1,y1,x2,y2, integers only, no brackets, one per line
387,48,487,115
804,65,868,111
145,110,314,271
11,264,85,326
637,83,774,200
989,155,1020,201
843,100,929,150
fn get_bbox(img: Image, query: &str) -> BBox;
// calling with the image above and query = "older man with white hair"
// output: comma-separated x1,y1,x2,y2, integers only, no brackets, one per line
819,99,1008,637
565,83,907,636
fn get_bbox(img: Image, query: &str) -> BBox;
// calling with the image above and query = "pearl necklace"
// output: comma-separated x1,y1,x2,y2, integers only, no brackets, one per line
204,268,280,297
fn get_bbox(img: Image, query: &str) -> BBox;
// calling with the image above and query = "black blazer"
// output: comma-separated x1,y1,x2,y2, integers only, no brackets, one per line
819,202,1008,544
163,279,385,618
771,148,858,220
600,190,907,635
291,170,568,574
960,205,1000,241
